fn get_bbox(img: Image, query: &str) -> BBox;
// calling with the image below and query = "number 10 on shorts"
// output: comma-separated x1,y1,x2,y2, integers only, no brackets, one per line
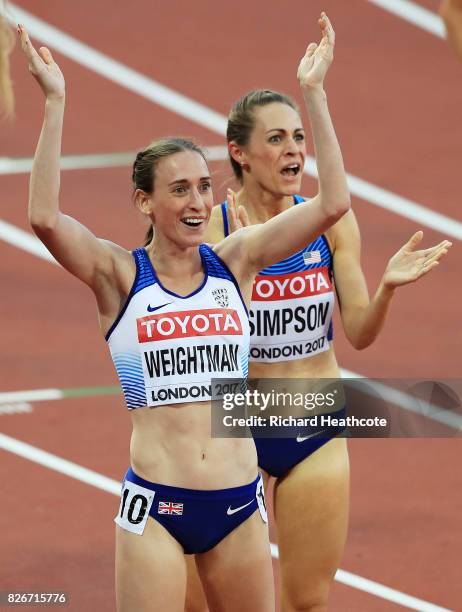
114,480,155,535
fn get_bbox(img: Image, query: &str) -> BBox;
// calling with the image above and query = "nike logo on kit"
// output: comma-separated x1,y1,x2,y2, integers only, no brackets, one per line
147,302,172,313
296,429,327,443
226,500,253,515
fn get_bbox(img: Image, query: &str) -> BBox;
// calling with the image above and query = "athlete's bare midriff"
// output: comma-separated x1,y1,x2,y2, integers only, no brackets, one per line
130,402,257,489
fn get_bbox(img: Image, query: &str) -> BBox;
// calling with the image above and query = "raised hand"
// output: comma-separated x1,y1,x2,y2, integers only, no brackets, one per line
227,188,250,233
297,12,335,89
382,231,452,288
18,24,65,99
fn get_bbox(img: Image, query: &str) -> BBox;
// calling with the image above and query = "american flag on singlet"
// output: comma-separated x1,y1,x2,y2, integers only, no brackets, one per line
303,251,322,264
158,501,184,515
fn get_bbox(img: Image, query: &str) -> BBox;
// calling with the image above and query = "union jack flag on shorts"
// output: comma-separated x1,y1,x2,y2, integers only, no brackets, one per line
158,501,184,515
303,250,321,265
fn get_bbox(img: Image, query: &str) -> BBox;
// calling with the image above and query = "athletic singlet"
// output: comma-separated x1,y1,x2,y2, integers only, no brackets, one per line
106,245,249,409
221,195,334,363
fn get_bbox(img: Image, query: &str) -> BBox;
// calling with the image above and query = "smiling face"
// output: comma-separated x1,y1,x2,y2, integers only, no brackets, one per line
237,102,306,196
147,150,213,248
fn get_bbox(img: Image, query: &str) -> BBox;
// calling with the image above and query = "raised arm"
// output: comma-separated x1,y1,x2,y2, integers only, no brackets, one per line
19,26,128,294
234,13,350,271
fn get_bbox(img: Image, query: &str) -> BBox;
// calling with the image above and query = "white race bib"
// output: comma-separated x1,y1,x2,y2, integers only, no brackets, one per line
256,476,268,524
250,267,334,363
114,480,155,535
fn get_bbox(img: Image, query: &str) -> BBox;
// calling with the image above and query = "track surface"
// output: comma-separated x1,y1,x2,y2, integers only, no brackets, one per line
1,1,461,610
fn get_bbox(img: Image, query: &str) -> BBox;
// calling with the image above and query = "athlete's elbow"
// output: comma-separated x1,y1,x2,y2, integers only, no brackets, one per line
327,197,351,224
349,333,375,351
29,210,59,234
345,327,373,350
338,197,351,217
352,339,370,351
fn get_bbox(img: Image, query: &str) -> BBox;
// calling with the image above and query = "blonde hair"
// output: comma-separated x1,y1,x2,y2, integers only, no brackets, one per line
0,1,15,118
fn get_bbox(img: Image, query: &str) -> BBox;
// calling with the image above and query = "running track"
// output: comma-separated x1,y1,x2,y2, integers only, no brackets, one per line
1,1,461,610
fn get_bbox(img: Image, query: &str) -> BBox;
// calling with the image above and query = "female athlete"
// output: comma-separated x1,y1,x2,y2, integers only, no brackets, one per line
19,17,350,612
198,12,452,612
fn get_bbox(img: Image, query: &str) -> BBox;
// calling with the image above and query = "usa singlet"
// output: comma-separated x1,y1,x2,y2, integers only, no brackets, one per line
106,245,249,408
221,195,335,363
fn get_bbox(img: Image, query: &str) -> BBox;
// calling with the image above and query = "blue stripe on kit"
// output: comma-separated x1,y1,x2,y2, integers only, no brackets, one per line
259,236,330,276
200,245,233,281
113,352,147,408
133,248,157,294
240,346,249,378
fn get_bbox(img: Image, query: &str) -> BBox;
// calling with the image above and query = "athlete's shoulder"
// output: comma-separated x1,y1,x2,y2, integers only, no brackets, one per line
100,239,135,266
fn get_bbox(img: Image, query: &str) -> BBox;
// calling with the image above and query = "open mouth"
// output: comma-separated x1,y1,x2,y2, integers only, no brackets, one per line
281,163,301,177
181,217,205,227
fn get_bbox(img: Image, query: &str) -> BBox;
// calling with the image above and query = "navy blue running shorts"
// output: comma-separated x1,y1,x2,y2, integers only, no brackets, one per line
115,468,267,554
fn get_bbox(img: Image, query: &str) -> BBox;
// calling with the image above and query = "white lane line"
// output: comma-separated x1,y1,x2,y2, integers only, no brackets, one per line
0,219,57,264
0,146,229,175
344,173,462,241
304,159,462,241
270,544,450,612
334,569,451,612
0,403,33,415
0,152,134,174
0,432,120,495
8,4,227,134
368,0,445,38
340,369,462,431
2,377,461,432
0,432,451,612
0,389,62,403
6,4,462,240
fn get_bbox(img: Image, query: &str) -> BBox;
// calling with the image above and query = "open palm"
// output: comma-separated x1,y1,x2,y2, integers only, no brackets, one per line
18,25,65,99
383,232,451,288
297,13,335,89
